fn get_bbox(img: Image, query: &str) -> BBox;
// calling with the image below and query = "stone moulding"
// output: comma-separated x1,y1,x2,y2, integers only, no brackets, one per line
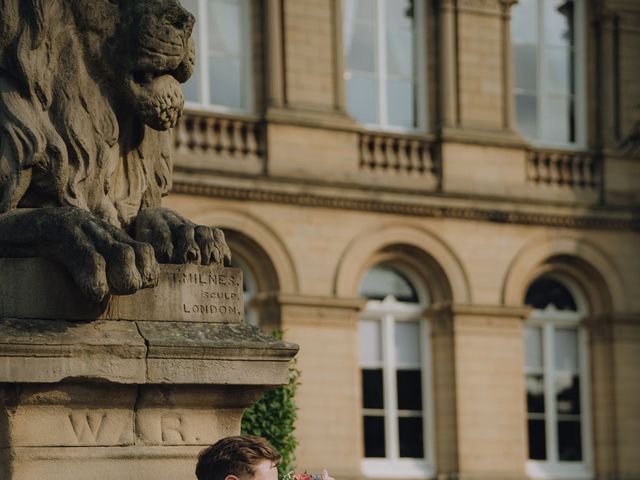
171,181,640,232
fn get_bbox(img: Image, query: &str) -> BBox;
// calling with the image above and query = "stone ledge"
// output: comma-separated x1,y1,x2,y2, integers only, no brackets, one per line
0,319,298,385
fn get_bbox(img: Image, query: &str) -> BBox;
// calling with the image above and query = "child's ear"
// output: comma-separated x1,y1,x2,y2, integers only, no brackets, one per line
225,476,241,480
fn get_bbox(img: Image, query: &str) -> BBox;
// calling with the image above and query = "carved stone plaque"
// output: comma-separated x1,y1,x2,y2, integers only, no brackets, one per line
0,258,243,323
107,264,244,323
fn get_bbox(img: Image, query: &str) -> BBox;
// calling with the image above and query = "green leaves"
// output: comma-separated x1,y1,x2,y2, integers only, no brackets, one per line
241,331,300,477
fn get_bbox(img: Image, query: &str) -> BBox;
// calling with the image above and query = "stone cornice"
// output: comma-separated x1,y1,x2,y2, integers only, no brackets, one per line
428,303,531,318
256,292,365,311
171,180,640,232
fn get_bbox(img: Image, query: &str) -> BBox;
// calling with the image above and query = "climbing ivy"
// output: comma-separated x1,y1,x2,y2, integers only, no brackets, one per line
241,332,301,477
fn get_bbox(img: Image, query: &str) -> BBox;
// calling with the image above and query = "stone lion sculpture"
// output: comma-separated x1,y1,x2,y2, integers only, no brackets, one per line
0,0,230,302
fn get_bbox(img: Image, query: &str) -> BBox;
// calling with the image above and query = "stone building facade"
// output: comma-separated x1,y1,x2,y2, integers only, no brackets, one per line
167,0,640,479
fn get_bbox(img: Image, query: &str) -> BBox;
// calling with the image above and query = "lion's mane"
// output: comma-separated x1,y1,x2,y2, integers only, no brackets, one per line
0,0,173,227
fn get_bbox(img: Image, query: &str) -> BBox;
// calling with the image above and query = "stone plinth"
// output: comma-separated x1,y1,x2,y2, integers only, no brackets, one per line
0,258,298,480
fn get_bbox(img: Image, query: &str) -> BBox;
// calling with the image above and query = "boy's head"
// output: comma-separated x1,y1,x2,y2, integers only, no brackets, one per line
196,435,281,480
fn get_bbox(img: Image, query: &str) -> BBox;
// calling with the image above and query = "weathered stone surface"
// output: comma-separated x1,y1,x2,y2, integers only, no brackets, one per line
0,318,147,384
0,320,296,386
0,259,243,323
0,0,230,303
0,384,267,480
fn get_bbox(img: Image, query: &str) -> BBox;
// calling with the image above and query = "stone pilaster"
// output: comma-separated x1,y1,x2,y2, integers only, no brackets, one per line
587,312,640,479
429,304,530,480
269,293,364,480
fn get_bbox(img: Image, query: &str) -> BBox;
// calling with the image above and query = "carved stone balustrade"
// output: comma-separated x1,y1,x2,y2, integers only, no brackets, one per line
526,148,601,189
358,131,440,190
174,110,265,175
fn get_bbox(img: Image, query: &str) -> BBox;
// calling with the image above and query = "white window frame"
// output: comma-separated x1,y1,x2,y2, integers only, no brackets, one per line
184,0,255,114
230,254,259,326
344,0,428,134
524,275,593,480
358,267,435,479
512,0,587,150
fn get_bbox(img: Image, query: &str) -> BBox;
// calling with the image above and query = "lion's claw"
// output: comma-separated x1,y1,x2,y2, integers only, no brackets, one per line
131,207,230,267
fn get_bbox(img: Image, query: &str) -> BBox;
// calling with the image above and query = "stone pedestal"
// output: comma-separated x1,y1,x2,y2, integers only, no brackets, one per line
0,258,298,480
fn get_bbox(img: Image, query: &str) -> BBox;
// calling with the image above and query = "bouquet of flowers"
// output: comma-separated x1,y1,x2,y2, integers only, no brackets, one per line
283,468,334,480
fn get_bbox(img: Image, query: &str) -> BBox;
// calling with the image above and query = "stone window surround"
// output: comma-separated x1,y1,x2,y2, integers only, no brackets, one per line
512,0,588,150
342,0,429,134
524,273,594,480
358,263,436,479
183,0,256,114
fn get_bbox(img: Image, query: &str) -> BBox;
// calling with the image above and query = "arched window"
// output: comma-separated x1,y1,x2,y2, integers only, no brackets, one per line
358,264,434,477
524,274,592,479
225,229,280,330
229,253,259,326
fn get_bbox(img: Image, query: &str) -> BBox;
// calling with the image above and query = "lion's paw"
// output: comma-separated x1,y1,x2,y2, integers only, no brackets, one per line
32,207,160,302
130,207,231,267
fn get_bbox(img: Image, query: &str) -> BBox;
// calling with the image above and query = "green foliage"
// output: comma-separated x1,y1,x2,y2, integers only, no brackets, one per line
241,333,300,477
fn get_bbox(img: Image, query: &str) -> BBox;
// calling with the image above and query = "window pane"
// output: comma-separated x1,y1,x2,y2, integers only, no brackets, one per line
387,79,415,129
555,328,579,371
209,0,242,56
544,95,574,144
515,44,538,93
516,94,538,139
209,56,243,109
359,319,382,364
355,0,376,22
397,370,422,410
363,416,386,457
512,0,538,44
545,46,573,95
346,73,379,124
556,373,580,415
362,369,384,409
347,24,377,72
544,0,574,47
386,29,413,78
395,321,420,366
524,327,543,370
527,419,547,460
526,374,545,413
525,277,578,311
358,265,419,303
558,420,582,461
385,0,414,29
398,417,424,458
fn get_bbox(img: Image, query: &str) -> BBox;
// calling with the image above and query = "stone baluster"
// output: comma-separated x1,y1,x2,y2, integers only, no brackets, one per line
413,140,425,174
174,116,189,149
201,117,215,152
231,120,244,155
526,152,539,183
560,155,572,186
397,138,410,173
246,124,259,156
572,156,584,188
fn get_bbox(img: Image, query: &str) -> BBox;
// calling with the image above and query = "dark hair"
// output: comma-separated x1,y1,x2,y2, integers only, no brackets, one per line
196,435,281,480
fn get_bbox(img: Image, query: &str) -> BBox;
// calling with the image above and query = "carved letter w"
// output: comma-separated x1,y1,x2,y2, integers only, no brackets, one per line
68,413,108,444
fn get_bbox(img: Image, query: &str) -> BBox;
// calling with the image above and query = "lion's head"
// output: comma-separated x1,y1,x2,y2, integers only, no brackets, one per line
0,0,196,226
